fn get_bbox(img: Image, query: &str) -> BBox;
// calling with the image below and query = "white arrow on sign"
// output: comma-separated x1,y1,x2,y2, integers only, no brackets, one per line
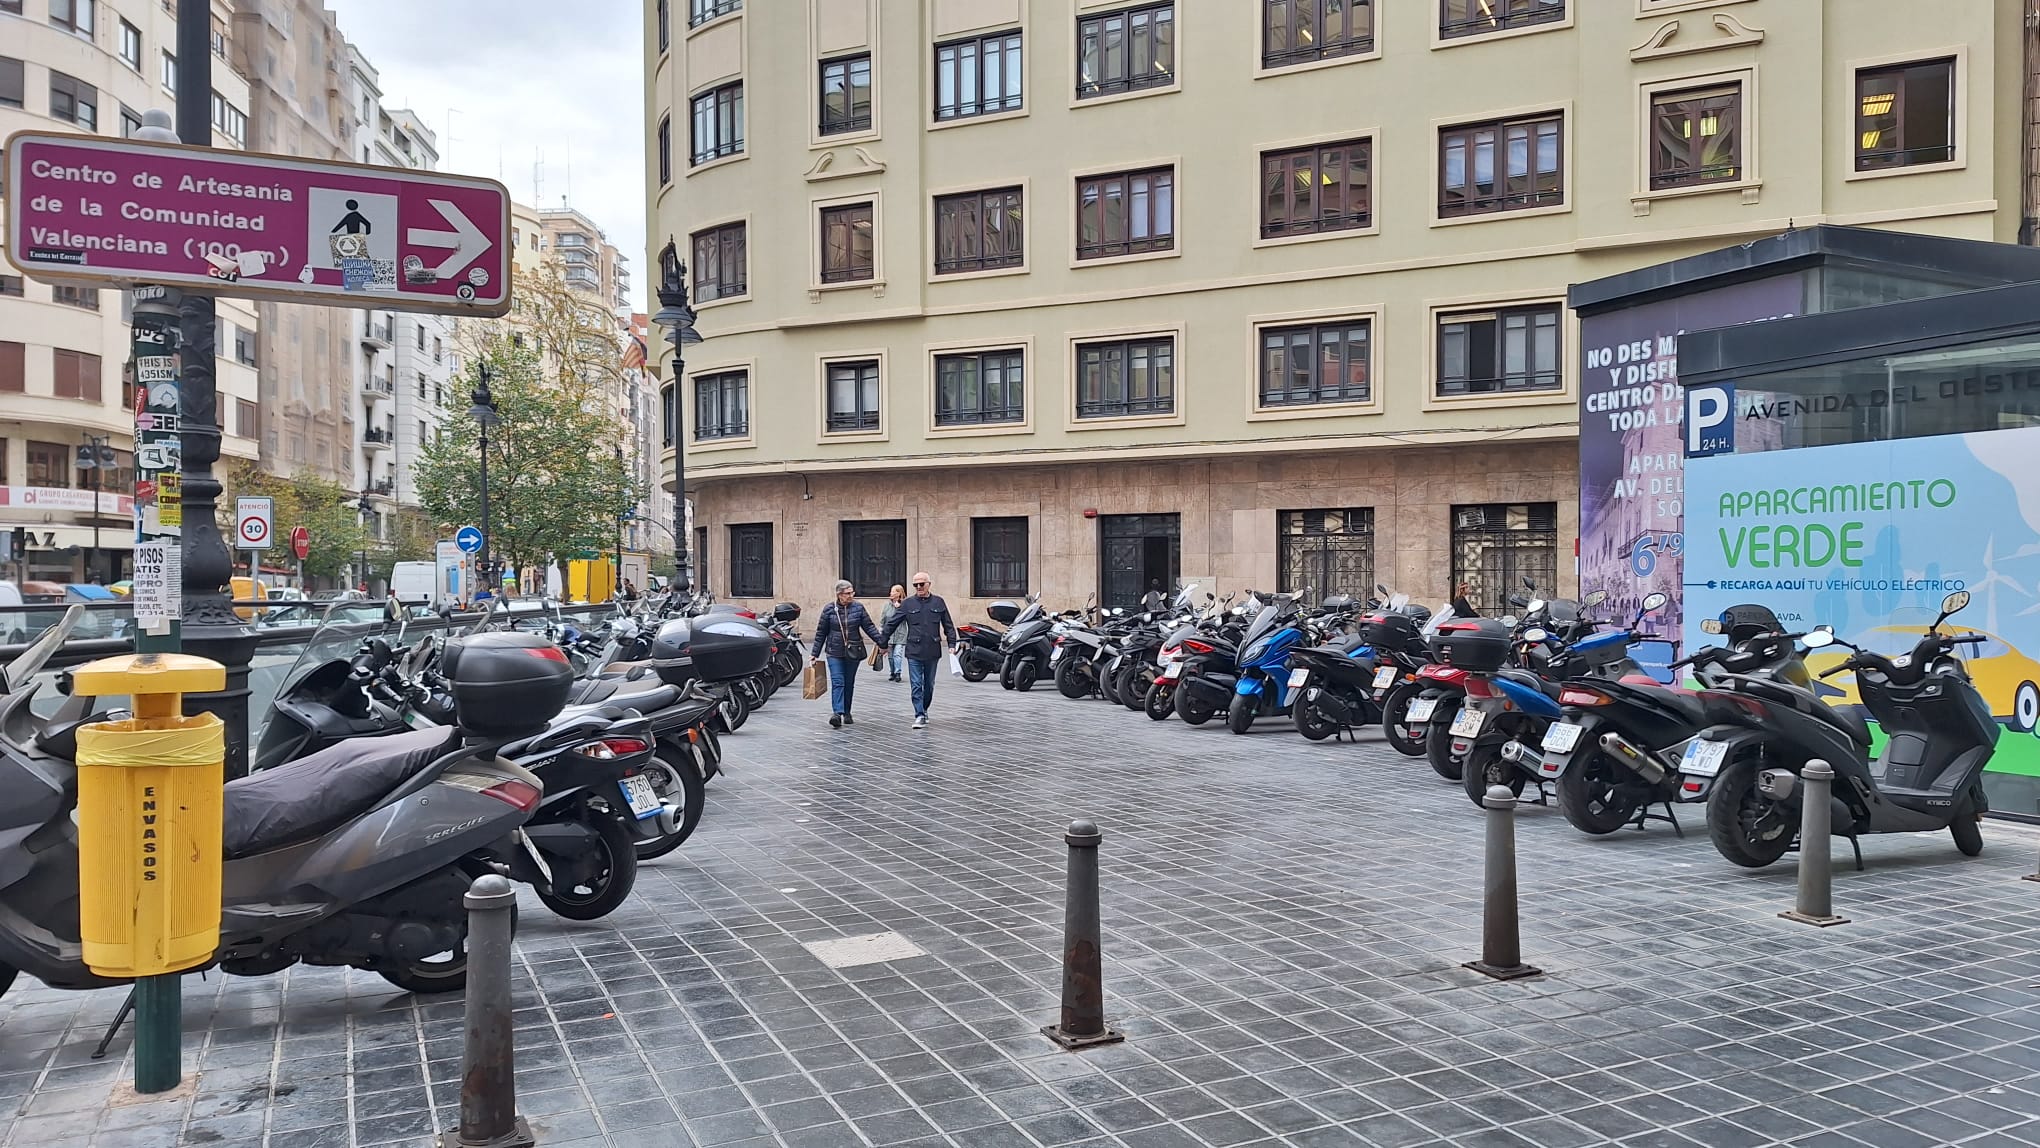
406,199,492,278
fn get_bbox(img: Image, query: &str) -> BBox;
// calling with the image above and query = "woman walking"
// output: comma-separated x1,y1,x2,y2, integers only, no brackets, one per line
880,584,908,682
809,580,883,729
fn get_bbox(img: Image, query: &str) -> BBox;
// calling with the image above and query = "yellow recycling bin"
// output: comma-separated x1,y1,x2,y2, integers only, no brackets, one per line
70,653,227,978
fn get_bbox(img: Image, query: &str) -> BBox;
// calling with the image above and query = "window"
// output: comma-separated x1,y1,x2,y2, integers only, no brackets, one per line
934,188,1023,275
53,350,102,402
1076,337,1173,419
729,524,773,597
695,370,748,441
1440,0,1562,39
236,399,258,438
210,14,227,56
1856,58,1955,171
820,202,876,284
1077,3,1174,99
49,0,92,36
0,0,19,12
0,57,21,109
234,325,257,365
1261,139,1371,238
689,82,743,166
656,115,671,185
28,442,69,488
211,91,247,145
161,51,177,94
434,338,444,363
935,350,1025,427
826,360,881,433
1264,0,1373,68
656,0,669,52
1436,304,1562,397
1076,167,1173,260
0,275,21,297
840,520,906,597
936,31,1022,121
1451,503,1558,615
1260,320,1370,407
661,383,677,446
49,72,97,131
1649,84,1741,190
52,284,100,311
689,0,738,27
819,54,872,136
0,341,23,393
1439,112,1563,218
1278,509,1374,598
120,105,142,137
972,518,1029,597
692,222,747,301
120,20,143,70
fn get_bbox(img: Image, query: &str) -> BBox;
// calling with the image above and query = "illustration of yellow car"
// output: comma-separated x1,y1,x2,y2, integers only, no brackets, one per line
1807,624,2040,733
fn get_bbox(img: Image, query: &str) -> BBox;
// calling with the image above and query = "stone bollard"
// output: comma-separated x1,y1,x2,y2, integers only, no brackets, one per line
1042,819,1124,1050
1464,785,1542,981
1780,760,1849,927
442,875,535,1148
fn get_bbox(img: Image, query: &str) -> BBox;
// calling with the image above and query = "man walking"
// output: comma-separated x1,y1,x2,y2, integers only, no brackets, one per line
879,571,960,729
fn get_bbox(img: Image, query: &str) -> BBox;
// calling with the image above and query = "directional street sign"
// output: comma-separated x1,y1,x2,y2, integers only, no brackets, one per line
3,132,512,316
235,496,273,550
455,525,484,555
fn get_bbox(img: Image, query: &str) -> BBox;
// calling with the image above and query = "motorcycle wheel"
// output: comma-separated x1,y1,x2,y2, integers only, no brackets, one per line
1118,663,1150,713
776,654,802,689
1292,696,1338,742
1951,814,1984,857
1227,694,1256,735
716,689,750,733
738,674,767,711
635,747,707,861
537,815,640,921
1176,686,1217,726
1014,659,1040,692
1705,755,1796,868
1380,684,1425,757
1461,738,1525,808
1054,657,1090,699
1556,750,1642,835
1000,660,1018,690
376,897,503,994
696,724,722,783
1425,700,1464,781
1098,666,1123,707
961,660,989,683
1144,681,1176,721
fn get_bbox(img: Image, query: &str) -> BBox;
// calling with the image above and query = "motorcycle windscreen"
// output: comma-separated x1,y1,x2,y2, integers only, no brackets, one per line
252,607,410,750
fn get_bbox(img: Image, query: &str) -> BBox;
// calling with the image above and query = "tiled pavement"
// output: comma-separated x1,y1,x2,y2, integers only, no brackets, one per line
6,674,2040,1147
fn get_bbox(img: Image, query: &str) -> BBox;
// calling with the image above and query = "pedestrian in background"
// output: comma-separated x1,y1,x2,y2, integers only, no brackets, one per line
1450,582,1479,619
810,580,882,729
880,584,908,682
878,571,960,730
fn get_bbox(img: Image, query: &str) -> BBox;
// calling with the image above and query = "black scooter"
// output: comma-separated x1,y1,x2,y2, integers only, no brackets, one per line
1692,590,1997,868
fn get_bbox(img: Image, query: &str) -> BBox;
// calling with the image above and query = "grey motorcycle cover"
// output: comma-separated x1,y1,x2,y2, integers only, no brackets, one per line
224,727,459,857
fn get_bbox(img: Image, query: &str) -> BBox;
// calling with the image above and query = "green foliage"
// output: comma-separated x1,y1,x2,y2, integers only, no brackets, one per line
411,342,641,575
219,463,373,581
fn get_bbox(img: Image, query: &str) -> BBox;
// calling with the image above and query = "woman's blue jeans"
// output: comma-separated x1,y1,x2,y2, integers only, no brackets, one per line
827,656,860,715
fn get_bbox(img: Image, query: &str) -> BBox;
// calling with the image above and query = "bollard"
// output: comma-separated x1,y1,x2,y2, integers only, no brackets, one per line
442,875,535,1148
1780,760,1849,927
1464,785,1542,981
1042,819,1124,1050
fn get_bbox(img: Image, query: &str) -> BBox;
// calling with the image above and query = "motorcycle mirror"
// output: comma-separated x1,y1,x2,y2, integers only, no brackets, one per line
1939,589,1971,617
1700,618,1724,635
1640,591,1669,613
1526,599,1546,614
1802,626,1837,649
1509,594,1529,608
1583,589,1608,608
1500,615,1519,628
1522,576,1536,590
1376,583,1390,596
1523,628,1550,643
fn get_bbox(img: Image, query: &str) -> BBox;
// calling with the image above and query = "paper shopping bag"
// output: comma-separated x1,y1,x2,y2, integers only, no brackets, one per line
948,651,964,677
802,659,827,701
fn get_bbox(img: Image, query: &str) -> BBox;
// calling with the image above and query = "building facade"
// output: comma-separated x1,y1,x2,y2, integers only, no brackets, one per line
645,0,2029,615
1,0,260,585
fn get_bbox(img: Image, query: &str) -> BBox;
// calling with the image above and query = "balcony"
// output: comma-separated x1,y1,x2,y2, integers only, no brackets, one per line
367,477,395,498
362,428,393,453
362,375,393,399
360,318,392,350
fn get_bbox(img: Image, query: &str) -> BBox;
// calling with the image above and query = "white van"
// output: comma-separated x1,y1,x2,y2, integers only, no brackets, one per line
388,561,438,606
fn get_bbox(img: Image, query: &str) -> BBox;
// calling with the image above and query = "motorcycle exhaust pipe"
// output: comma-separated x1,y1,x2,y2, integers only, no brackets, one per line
1757,768,1800,801
1498,740,1546,773
1598,732,1666,784
657,803,680,837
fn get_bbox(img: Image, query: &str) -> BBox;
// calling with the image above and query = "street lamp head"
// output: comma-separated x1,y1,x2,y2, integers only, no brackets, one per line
469,371,500,428
656,238,686,306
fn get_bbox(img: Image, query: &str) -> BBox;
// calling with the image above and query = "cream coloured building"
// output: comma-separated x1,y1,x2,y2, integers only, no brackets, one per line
644,0,2029,615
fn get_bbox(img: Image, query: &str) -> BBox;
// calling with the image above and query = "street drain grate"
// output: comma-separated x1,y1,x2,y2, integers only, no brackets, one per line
802,932,928,969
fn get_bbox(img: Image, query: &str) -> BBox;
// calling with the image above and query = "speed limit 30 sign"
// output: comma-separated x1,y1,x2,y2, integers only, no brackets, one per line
235,496,274,550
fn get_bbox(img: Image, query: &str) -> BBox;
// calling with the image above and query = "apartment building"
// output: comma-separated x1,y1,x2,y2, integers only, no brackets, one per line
1,0,260,584
645,0,2028,614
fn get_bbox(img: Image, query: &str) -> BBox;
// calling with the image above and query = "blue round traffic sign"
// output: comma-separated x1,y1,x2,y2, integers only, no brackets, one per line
455,525,484,555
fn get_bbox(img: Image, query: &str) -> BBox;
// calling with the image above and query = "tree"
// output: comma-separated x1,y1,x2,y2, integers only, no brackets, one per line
219,463,372,582
411,341,641,578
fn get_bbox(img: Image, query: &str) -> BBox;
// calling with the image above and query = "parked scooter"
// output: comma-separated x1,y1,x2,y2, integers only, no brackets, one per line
1229,591,1310,734
1692,590,1997,868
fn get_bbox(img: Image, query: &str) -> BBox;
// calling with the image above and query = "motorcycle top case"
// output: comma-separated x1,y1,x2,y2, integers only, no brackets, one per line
1358,611,1425,652
986,600,1022,626
771,601,802,623
439,632,575,737
1426,618,1514,673
649,616,774,686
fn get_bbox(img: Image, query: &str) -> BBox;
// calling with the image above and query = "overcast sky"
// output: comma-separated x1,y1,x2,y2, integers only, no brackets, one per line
325,0,648,311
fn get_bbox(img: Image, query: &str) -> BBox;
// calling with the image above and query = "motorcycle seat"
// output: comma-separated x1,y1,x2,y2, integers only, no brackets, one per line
596,660,656,681
223,727,460,859
36,714,110,760
571,678,621,705
1497,669,1562,699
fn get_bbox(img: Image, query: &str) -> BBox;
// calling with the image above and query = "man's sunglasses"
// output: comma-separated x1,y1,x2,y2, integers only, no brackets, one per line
912,582,930,588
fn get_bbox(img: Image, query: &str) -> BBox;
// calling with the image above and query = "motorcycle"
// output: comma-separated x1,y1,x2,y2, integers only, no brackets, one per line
1001,595,1080,691
1228,591,1310,734
1172,595,1259,726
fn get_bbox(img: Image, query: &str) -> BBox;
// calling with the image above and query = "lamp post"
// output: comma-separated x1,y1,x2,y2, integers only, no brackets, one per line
75,436,112,582
356,491,373,593
470,366,500,595
652,239,702,593
612,445,626,599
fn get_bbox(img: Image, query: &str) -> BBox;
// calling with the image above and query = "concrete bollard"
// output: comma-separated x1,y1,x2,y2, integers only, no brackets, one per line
1042,819,1124,1050
1464,785,1542,981
442,875,535,1148
1780,760,1849,927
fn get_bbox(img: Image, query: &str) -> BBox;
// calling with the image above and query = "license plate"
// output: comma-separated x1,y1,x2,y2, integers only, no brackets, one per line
1051,647,1064,665
1288,668,1310,688
1682,739,1730,777
619,775,662,820
1449,708,1485,738
1406,698,1439,723
1373,667,1397,689
1541,722,1584,754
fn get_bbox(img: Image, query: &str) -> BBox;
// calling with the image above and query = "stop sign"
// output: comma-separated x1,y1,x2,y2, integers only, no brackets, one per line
290,526,310,561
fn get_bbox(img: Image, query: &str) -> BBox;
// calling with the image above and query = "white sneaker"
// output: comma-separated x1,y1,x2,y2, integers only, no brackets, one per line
912,715,926,730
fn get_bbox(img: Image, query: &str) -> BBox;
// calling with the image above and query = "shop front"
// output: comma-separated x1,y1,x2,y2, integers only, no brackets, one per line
0,486,134,585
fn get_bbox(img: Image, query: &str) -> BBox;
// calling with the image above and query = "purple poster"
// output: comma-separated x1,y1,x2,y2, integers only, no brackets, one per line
1577,276,1802,632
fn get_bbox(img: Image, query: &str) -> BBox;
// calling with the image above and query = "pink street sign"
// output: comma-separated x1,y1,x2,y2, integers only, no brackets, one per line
3,131,512,317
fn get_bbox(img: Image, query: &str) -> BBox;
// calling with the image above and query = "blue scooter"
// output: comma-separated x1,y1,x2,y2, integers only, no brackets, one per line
1229,593,1309,734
